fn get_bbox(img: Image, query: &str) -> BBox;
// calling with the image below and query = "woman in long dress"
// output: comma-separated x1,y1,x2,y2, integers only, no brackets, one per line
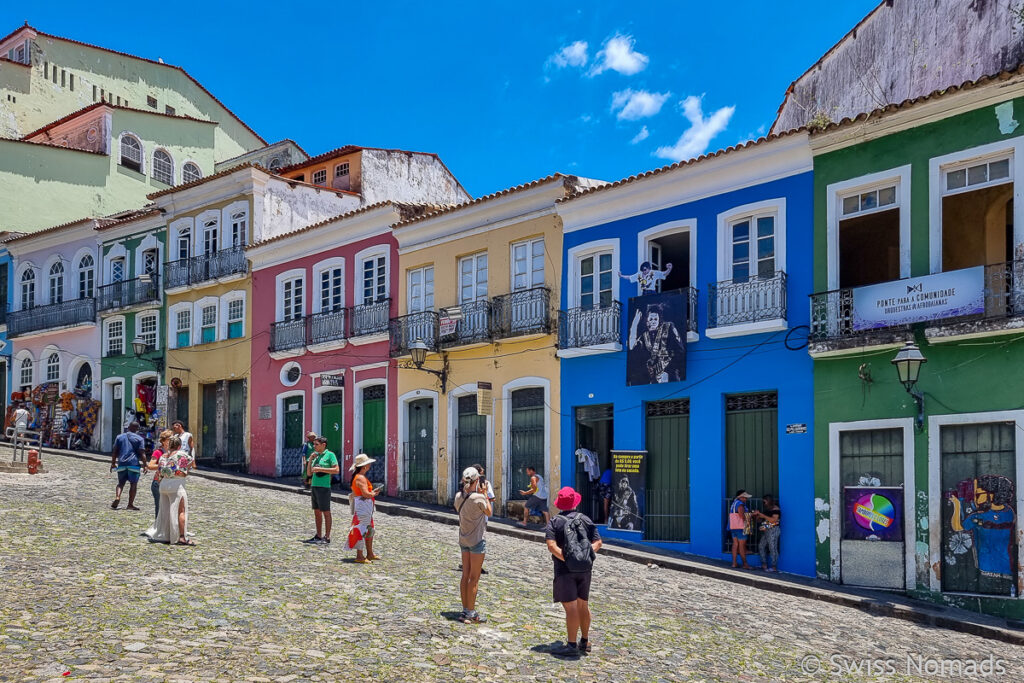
145,436,195,546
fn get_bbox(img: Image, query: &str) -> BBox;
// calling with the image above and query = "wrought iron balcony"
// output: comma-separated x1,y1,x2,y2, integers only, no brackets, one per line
96,273,160,312
390,311,439,357
164,246,247,289
8,297,96,337
492,286,552,338
558,301,622,350
270,317,306,352
708,271,787,329
350,298,390,337
310,308,347,346
439,300,492,348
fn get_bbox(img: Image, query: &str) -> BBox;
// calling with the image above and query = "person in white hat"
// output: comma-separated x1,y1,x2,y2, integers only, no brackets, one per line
454,466,492,623
346,453,382,563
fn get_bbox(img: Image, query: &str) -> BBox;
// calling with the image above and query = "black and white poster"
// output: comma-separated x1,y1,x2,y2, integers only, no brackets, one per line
626,290,687,386
609,450,645,532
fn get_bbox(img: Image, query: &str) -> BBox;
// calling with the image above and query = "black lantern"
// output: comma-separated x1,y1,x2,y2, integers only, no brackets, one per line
404,338,448,393
891,341,926,430
409,338,429,368
132,336,164,373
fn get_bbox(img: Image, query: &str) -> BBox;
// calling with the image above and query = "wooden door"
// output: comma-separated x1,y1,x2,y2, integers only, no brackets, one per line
645,399,690,541
200,383,218,462
361,385,386,484
509,388,544,499
281,395,304,476
405,398,433,491
320,390,344,457
225,380,245,466
455,394,486,496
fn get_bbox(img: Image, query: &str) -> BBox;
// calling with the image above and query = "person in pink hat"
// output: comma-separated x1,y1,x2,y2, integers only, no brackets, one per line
545,486,602,657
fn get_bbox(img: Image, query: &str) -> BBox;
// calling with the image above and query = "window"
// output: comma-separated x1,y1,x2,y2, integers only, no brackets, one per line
407,266,434,313
227,299,244,339
512,238,544,290
230,210,247,247
182,162,202,183
312,169,327,185
175,308,191,348
841,185,897,217
268,157,283,172
939,153,1014,272
46,353,60,382
142,249,158,276
78,254,95,298
729,214,775,282
361,255,387,303
283,277,304,320
20,357,33,390
165,105,175,116
110,257,125,283
106,319,124,356
335,163,349,178
176,228,191,261
20,269,35,309
119,135,142,172
945,158,1011,194
48,262,64,304
837,179,903,289
320,267,343,312
459,252,488,303
203,219,219,254
579,252,612,309
147,95,157,108
138,313,158,350
201,305,217,344
152,149,173,185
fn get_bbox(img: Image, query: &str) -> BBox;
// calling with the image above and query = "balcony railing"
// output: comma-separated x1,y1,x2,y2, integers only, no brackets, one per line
492,286,552,338
350,298,390,337
8,297,96,337
96,273,160,312
708,272,787,328
270,317,306,352
310,308,347,346
558,301,622,349
390,311,439,357
809,261,1024,346
165,246,247,289
440,299,491,348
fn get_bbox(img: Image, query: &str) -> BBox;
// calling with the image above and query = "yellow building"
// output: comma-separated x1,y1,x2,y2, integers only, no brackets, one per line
391,175,599,513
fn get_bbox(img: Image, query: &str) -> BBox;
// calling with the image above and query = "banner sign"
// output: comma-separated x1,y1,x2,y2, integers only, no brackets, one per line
476,382,492,416
609,450,646,532
626,289,687,386
320,373,344,387
851,266,984,331
843,486,904,541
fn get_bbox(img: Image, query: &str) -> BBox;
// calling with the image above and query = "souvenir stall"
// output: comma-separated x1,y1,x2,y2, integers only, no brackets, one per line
131,377,164,454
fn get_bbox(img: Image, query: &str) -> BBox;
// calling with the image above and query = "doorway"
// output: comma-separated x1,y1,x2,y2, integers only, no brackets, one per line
405,398,433,491
361,385,386,484
320,390,344,458
454,394,486,498
645,399,690,541
508,387,544,499
645,231,691,292
200,383,218,463
111,382,124,438
281,395,304,476
575,404,613,523
225,380,245,467
724,392,778,551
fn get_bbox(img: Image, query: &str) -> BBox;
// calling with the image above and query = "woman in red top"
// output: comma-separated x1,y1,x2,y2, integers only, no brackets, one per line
146,430,173,519
347,453,382,564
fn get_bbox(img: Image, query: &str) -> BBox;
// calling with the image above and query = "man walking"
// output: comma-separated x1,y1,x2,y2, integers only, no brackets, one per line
517,465,550,528
110,421,145,510
304,436,338,545
545,486,602,657
171,420,194,457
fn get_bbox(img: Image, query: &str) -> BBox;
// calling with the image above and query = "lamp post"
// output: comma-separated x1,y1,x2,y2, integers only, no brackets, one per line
132,336,165,373
407,338,448,393
891,341,926,431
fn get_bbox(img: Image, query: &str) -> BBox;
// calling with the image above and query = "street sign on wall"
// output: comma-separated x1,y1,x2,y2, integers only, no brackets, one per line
851,266,985,330
320,373,344,387
477,382,492,416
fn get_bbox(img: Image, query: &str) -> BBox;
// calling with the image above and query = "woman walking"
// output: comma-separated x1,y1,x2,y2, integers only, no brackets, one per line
728,490,753,569
454,467,491,623
145,435,195,546
145,430,174,519
347,453,381,563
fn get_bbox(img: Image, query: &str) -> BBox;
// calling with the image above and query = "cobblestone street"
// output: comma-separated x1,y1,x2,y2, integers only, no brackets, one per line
0,454,1021,682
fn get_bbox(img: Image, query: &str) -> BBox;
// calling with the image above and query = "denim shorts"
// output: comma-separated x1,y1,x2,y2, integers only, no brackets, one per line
730,529,747,541
460,538,487,554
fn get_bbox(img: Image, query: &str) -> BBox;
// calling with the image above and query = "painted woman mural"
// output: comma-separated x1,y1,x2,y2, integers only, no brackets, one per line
945,475,1017,594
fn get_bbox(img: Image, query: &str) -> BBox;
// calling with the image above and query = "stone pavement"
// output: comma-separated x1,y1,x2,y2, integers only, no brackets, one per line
1,454,1022,682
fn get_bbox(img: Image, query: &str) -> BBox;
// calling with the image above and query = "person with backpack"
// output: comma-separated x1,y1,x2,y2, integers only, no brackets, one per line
545,486,602,657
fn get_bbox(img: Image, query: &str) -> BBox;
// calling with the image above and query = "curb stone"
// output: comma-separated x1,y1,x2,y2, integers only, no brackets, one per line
37,446,1024,646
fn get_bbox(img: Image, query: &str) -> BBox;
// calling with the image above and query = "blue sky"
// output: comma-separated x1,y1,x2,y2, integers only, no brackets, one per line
5,1,878,197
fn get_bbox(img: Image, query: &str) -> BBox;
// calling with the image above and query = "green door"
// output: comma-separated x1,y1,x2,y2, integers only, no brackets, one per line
406,398,433,491
362,385,386,484
724,392,778,550
455,394,486,496
201,383,218,463
320,390,344,458
281,395,304,476
645,399,690,541
509,388,545,499
941,422,1017,596
175,386,189,427
225,380,245,466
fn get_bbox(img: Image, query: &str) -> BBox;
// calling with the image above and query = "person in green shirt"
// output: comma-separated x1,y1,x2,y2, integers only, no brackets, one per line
300,431,317,489
303,436,339,545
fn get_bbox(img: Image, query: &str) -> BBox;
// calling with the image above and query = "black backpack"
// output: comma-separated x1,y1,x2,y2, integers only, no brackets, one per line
563,513,595,573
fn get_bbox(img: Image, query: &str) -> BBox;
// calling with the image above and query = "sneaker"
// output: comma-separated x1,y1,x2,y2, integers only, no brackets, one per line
302,536,323,544
551,643,580,657
322,538,331,545
460,611,487,623
578,639,591,654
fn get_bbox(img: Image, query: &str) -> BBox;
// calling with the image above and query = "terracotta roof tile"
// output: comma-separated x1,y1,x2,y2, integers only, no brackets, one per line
20,102,216,142
0,135,107,156
146,163,361,201
248,202,447,250
2,217,98,243
94,207,162,231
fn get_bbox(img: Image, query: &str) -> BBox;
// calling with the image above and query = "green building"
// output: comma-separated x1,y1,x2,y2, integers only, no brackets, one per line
809,69,1024,616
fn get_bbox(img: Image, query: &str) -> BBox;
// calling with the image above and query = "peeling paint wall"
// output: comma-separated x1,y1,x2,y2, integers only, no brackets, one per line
359,149,471,206
258,180,361,243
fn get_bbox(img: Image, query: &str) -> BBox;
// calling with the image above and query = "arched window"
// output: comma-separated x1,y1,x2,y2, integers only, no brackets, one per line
120,134,143,172
176,228,191,261
182,162,202,183
76,363,93,394
152,149,173,185
268,157,283,171
48,262,64,304
78,254,95,298
45,353,60,382
20,269,35,309
19,357,33,390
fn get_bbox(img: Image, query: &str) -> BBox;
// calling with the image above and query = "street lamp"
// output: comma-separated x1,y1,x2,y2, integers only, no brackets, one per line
891,341,926,431
132,336,165,373
406,338,448,393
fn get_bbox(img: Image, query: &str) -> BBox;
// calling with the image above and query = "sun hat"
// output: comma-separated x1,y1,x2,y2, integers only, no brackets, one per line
736,490,752,499
349,453,376,472
462,467,480,482
554,486,582,512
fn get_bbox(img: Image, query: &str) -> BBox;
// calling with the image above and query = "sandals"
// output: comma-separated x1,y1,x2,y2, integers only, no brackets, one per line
176,538,196,546
354,558,371,564
111,499,120,510
366,555,381,561
126,505,140,511
458,612,487,623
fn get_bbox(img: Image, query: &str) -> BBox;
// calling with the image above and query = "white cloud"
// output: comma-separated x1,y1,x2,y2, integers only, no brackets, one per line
548,40,589,69
611,89,670,121
655,95,735,161
630,126,650,144
591,34,649,76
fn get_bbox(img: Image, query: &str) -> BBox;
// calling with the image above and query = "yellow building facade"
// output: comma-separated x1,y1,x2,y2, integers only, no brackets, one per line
391,175,595,513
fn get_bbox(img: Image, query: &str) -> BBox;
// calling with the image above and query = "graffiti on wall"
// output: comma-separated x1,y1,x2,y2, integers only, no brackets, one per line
945,476,1017,580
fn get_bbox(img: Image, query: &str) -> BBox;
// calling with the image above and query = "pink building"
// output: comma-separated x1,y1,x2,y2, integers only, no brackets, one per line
247,203,426,491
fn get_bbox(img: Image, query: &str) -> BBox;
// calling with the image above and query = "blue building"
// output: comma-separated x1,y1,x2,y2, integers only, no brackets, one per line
555,131,816,575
